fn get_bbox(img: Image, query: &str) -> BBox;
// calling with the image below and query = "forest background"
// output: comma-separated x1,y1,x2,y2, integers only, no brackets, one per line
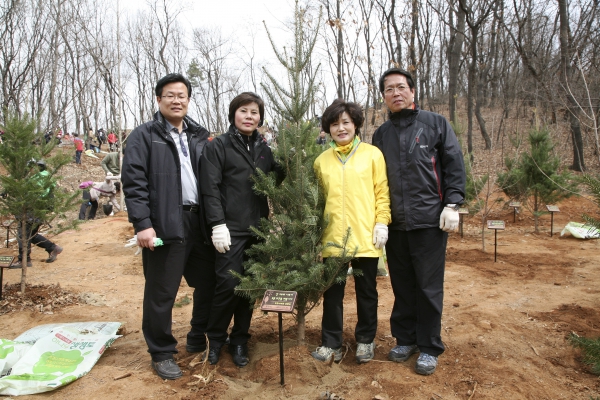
1,0,599,173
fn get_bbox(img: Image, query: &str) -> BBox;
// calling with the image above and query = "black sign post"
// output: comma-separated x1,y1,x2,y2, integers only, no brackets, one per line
546,205,560,236
509,201,521,223
260,290,298,386
487,220,505,262
0,256,16,300
458,207,469,238
2,220,13,248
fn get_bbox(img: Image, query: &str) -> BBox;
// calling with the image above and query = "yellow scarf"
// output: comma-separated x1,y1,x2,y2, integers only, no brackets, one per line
331,136,360,162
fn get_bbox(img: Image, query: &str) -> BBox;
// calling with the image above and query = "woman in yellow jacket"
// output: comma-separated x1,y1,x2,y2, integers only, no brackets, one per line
312,99,391,364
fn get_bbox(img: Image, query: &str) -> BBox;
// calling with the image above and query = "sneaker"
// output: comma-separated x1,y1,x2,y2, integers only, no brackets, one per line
388,344,418,362
415,353,438,375
151,359,182,380
355,342,375,363
311,346,342,363
10,260,32,269
46,245,63,263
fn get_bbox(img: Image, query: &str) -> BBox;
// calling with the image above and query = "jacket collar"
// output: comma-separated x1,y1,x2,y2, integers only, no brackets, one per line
389,103,420,121
228,124,259,168
153,111,205,139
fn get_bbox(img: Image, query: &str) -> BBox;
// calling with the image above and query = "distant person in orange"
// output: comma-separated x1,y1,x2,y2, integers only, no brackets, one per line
107,132,118,151
73,133,84,164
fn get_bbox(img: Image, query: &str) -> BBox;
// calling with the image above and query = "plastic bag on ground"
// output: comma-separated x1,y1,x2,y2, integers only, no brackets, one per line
560,222,600,239
0,325,120,396
13,322,121,344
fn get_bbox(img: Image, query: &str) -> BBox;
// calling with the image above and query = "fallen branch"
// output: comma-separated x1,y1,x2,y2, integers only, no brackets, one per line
529,343,540,356
113,372,131,381
468,381,477,400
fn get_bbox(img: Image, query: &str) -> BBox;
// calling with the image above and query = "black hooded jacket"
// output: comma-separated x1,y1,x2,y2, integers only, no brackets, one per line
122,111,211,243
372,105,465,231
200,125,284,236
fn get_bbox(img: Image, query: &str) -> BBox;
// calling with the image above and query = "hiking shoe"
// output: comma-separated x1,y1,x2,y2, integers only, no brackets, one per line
151,359,182,380
46,245,63,263
388,344,418,362
415,353,438,375
10,260,32,269
311,346,342,363
355,342,375,363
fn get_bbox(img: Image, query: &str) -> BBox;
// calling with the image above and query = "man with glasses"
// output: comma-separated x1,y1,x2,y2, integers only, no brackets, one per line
122,73,215,380
372,68,465,375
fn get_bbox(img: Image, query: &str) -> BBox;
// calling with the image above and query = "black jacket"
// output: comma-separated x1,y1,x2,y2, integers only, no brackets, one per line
372,105,465,231
122,112,210,244
200,125,284,236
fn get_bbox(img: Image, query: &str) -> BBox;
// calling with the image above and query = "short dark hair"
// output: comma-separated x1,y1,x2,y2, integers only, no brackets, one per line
155,73,192,97
321,99,364,136
378,68,415,93
228,92,265,128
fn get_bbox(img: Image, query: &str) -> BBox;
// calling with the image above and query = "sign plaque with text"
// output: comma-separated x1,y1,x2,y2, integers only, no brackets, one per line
0,256,15,268
487,220,505,230
546,205,560,213
260,290,298,313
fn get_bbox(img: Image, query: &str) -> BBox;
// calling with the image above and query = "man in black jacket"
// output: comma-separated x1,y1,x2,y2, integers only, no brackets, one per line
122,74,215,380
372,68,465,376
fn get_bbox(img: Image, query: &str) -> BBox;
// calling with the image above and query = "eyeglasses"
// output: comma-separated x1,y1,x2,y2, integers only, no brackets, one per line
384,85,410,95
161,95,189,103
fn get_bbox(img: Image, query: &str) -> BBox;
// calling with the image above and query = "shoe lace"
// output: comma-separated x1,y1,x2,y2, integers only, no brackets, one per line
316,346,334,356
357,343,372,353
419,353,437,365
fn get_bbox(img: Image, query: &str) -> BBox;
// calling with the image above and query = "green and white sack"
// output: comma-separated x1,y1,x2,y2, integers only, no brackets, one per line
0,340,32,376
0,326,120,396
13,321,121,344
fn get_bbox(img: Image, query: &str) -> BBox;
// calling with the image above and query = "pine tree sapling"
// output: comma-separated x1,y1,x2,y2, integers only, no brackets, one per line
570,333,600,375
0,112,79,293
580,174,600,232
235,121,355,345
235,1,354,345
497,128,577,233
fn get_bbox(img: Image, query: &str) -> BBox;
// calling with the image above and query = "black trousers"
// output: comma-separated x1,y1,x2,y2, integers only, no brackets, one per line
141,210,215,362
79,200,98,220
321,257,379,349
16,222,56,261
206,235,257,346
387,228,447,356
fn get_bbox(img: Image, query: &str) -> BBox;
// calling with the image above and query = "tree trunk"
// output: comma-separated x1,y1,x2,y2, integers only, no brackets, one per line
558,0,585,171
448,1,465,125
296,308,306,345
20,220,27,294
409,0,419,102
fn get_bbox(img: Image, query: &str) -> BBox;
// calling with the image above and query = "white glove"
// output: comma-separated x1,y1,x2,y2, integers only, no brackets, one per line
212,224,231,253
439,205,460,232
372,222,389,249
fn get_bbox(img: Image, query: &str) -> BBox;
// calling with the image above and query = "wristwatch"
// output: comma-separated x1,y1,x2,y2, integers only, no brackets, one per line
445,204,461,211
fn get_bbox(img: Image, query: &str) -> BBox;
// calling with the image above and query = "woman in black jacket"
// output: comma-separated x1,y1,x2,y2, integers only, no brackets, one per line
200,92,283,367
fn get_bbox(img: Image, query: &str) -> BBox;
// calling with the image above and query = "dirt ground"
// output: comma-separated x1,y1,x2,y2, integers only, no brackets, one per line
1,150,600,399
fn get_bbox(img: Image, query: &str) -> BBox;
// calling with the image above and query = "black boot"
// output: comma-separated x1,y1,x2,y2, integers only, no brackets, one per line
229,344,249,367
207,343,222,365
